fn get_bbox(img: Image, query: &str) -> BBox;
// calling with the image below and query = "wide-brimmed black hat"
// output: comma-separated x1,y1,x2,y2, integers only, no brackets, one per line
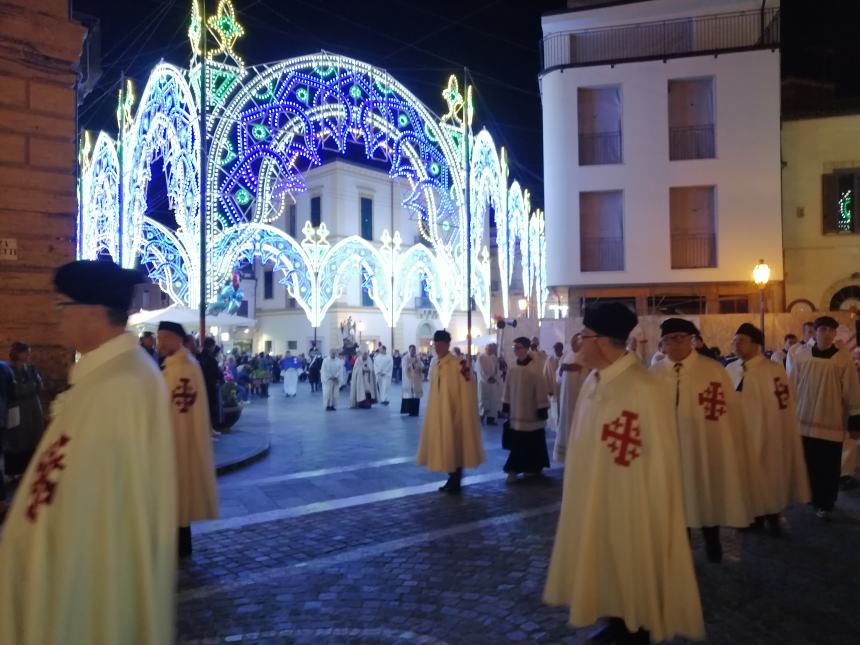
660,317,699,337
582,302,638,342
735,322,764,345
54,260,143,311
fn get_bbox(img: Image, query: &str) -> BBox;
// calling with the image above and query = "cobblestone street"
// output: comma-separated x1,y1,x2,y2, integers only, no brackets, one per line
179,385,860,644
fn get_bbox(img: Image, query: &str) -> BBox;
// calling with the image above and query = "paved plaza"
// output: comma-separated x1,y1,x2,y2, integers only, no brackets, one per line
179,383,860,644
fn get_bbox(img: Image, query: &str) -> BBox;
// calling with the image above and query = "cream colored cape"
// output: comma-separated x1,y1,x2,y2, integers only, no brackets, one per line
651,351,753,528
416,353,485,472
349,356,378,406
163,348,219,526
477,352,502,417
402,354,423,399
544,353,704,642
726,355,810,515
0,333,177,645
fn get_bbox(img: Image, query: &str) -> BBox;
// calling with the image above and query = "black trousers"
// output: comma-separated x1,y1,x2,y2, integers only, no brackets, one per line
802,436,842,511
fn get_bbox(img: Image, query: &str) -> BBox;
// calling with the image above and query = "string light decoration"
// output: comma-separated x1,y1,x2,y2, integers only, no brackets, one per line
77,1,547,330
838,190,853,232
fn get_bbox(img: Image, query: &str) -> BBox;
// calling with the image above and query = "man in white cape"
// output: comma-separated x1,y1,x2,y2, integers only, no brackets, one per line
400,344,423,417
374,345,394,405
417,330,485,493
552,334,587,463
477,342,503,425
650,318,753,563
350,351,378,409
788,315,860,519
544,303,704,644
158,320,220,557
0,260,177,645
726,323,809,535
321,349,343,411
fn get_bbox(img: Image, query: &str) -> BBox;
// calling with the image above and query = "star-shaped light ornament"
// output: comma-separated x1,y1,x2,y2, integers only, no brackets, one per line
207,0,246,66
441,75,464,126
188,0,202,58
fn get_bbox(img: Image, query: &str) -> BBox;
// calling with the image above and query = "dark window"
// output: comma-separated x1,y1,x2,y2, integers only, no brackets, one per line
237,300,249,317
288,297,297,309
670,186,717,268
288,203,297,237
287,340,298,350
263,270,274,300
264,340,272,353
580,190,624,271
578,86,622,165
822,170,859,234
648,295,705,315
360,197,373,240
718,296,749,314
361,266,373,307
668,78,715,161
311,196,321,227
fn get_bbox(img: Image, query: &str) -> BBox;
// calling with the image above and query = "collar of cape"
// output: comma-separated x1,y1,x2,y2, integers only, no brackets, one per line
70,332,140,386
594,351,638,386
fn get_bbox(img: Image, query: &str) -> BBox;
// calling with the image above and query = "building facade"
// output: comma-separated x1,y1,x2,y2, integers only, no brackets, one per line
540,0,783,316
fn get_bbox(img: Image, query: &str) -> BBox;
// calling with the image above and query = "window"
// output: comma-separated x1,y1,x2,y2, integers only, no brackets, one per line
719,296,749,314
361,266,374,307
263,270,274,300
670,186,716,268
264,340,272,353
822,169,859,234
288,297,297,309
579,190,624,271
648,295,705,315
668,78,715,160
287,340,297,350
578,86,622,165
360,196,373,241
288,203,297,237
310,196,321,227
237,301,249,317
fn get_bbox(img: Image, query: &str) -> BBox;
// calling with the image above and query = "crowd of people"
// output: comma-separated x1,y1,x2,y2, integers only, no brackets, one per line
1,260,858,644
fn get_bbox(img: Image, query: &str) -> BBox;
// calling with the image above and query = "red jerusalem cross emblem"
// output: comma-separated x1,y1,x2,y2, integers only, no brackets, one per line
698,382,727,421
773,377,790,410
172,378,197,413
601,410,642,467
26,433,71,523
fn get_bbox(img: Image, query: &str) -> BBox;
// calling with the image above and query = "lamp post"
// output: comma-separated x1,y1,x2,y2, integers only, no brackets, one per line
753,259,770,346
517,297,528,320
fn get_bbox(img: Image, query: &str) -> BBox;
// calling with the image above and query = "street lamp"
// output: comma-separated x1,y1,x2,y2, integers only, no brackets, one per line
517,298,528,319
753,259,770,346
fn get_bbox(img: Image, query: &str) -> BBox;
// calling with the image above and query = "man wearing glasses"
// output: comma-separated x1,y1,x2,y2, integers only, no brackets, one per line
0,260,177,645
545,303,703,645
650,318,753,563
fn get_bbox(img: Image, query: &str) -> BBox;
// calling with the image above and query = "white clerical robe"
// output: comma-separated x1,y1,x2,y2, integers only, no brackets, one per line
402,354,423,399
322,356,343,408
0,333,177,645
651,351,753,528
350,356,378,406
503,354,550,431
726,355,810,515
544,353,704,642
477,352,502,418
163,348,219,526
789,344,860,443
374,353,394,403
553,350,588,463
543,353,561,430
417,353,485,472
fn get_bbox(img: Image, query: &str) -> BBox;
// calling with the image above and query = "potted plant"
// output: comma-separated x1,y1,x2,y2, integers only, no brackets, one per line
217,381,243,431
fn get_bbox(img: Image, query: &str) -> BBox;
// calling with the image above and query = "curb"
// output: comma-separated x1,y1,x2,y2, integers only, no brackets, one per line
215,433,272,476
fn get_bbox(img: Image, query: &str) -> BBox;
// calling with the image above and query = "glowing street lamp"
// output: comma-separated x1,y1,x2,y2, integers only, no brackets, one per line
517,298,528,318
753,259,770,346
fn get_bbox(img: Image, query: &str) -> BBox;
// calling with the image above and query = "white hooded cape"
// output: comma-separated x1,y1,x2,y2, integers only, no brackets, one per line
350,356,378,406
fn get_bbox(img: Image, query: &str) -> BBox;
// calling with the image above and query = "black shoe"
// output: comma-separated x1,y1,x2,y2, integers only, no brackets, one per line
765,513,783,537
486,417,497,425
702,527,722,563
587,618,626,644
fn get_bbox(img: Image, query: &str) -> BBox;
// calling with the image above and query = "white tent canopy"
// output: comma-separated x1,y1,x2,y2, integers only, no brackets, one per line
128,305,257,330
451,333,498,350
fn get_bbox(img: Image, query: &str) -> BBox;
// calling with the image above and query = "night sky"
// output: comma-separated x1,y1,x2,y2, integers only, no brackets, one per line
72,0,860,211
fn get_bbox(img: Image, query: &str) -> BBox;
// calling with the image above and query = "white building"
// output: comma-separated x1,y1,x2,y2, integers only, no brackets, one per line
248,159,479,356
782,113,860,313
540,0,783,316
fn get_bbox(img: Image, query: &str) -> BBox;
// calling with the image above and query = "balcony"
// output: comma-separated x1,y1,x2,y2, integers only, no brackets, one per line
579,131,622,165
541,7,780,71
670,233,716,269
669,125,715,160
581,236,624,272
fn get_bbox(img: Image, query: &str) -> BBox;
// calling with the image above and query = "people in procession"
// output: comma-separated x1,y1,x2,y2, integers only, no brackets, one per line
650,318,754,563
544,302,704,645
0,260,177,645
417,330,485,493
726,323,809,534
350,350,378,409
280,351,301,397
787,315,860,520
552,334,587,463
157,321,219,558
374,345,394,406
543,341,564,430
502,337,551,483
321,349,343,411
477,342,503,425
400,345,423,417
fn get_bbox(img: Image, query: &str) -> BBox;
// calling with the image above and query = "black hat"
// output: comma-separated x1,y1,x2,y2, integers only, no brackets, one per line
735,322,764,345
582,302,638,342
433,329,452,342
813,316,838,330
54,260,143,311
660,318,699,337
513,336,531,349
158,321,186,338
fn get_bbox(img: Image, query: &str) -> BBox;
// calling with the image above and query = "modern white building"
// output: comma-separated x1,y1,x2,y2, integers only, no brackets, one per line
248,159,481,356
782,113,860,314
540,0,783,316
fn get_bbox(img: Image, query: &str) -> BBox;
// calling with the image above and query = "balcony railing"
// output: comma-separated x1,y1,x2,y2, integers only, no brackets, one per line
669,125,715,160
541,7,780,71
579,131,622,165
581,236,624,272
671,233,716,269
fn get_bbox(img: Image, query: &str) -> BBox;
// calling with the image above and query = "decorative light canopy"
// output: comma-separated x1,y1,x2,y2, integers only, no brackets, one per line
77,1,548,329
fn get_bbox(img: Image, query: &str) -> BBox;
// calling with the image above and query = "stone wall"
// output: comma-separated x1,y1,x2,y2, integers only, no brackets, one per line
0,0,85,395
